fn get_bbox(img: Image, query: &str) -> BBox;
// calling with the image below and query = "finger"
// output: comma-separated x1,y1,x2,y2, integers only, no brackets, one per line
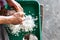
18,17,24,24
17,12,25,17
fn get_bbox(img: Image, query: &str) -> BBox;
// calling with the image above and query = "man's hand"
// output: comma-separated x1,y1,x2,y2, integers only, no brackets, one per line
12,12,25,24
0,12,25,24
6,10,25,24
6,0,23,12
0,0,25,24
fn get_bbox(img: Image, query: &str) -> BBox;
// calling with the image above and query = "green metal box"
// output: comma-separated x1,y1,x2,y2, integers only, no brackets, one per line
5,1,42,40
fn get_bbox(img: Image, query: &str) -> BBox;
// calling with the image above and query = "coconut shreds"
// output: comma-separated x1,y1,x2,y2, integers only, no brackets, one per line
8,15,37,35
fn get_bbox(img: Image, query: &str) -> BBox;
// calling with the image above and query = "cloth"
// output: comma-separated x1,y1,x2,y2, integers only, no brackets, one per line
0,24,9,40
0,0,8,40
0,0,7,10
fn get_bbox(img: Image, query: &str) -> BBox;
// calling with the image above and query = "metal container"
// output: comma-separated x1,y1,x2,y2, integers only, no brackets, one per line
5,1,42,40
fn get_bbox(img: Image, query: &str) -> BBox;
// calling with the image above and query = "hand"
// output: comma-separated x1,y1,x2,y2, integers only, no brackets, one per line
6,10,16,16
13,12,25,24
6,0,23,12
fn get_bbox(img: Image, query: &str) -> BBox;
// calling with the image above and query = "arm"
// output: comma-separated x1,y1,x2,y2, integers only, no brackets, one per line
0,15,22,24
0,12,24,24
6,0,23,12
3,0,24,24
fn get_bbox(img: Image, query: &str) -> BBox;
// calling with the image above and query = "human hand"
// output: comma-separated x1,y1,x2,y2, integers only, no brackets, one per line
6,0,23,12
12,12,25,24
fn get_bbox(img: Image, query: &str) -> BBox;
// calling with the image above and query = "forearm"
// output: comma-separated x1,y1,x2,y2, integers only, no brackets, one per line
0,16,19,24
6,0,23,12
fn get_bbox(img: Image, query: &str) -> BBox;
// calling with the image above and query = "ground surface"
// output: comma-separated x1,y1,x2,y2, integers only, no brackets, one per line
40,0,60,40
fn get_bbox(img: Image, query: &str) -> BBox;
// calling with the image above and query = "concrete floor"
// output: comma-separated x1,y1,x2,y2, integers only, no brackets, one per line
40,0,60,40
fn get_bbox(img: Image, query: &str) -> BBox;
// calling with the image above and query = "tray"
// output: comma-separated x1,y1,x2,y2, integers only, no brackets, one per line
5,1,42,40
